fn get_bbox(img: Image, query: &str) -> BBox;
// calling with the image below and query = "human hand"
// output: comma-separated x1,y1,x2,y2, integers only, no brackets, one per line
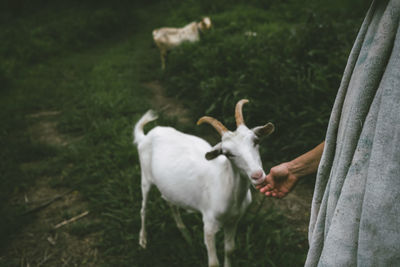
256,162,299,198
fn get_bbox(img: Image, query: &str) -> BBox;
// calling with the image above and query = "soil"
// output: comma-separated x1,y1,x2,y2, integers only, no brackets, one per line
2,111,101,267
144,81,191,125
251,182,314,235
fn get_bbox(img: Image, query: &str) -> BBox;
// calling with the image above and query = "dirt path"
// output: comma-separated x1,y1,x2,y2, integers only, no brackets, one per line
251,182,313,235
3,111,101,267
4,82,195,266
144,81,191,124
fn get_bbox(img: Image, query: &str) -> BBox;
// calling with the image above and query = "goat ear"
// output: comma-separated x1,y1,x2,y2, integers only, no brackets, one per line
252,122,275,137
205,143,223,160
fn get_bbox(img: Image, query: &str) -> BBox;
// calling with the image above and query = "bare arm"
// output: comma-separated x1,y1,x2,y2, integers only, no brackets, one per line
257,142,324,198
287,141,324,177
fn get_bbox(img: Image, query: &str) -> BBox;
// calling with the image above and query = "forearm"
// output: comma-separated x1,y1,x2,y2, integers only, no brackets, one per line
287,141,324,178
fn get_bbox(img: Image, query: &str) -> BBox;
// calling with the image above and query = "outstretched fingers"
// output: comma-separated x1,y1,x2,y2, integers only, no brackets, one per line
256,170,294,198
256,173,274,192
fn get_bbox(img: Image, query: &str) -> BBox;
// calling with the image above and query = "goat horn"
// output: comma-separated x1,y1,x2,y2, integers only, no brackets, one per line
197,116,228,136
235,99,249,127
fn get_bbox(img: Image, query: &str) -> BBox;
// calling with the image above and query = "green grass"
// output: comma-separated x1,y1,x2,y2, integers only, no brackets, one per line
161,0,369,163
0,0,369,266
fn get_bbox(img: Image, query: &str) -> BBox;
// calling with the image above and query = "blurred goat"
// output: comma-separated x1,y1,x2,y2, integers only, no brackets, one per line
133,99,274,267
152,17,212,70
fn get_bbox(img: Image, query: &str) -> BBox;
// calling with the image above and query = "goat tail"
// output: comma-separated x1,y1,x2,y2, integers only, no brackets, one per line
134,110,158,145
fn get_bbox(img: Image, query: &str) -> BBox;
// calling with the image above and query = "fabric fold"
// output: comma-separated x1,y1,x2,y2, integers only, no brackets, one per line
306,0,400,265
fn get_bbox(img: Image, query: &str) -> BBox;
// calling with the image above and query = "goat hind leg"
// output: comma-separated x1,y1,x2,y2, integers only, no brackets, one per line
168,203,192,245
139,177,151,248
161,49,166,70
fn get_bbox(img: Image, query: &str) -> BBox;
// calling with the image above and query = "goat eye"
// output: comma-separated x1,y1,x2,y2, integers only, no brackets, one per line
253,138,260,146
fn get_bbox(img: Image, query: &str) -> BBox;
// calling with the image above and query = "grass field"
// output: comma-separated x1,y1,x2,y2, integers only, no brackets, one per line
0,0,367,266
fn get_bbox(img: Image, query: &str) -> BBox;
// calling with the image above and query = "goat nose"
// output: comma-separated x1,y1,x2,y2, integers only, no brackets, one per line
251,170,264,180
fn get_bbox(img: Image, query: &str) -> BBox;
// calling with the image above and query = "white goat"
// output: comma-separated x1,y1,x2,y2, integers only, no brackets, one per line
134,99,274,267
152,17,212,70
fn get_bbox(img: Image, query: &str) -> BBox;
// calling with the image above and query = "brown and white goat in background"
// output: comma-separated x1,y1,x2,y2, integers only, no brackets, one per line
152,17,212,70
134,99,274,267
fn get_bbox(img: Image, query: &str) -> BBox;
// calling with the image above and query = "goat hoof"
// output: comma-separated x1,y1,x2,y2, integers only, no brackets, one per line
139,239,147,249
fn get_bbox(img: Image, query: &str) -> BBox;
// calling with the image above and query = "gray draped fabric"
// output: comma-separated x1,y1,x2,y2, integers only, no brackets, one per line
306,0,400,266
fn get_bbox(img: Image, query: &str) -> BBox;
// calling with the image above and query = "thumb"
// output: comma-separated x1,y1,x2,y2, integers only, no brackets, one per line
265,172,275,189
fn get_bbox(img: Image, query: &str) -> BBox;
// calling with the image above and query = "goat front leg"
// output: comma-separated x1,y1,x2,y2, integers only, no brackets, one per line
223,221,238,267
168,203,192,245
203,218,220,267
139,178,151,248
160,49,167,70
